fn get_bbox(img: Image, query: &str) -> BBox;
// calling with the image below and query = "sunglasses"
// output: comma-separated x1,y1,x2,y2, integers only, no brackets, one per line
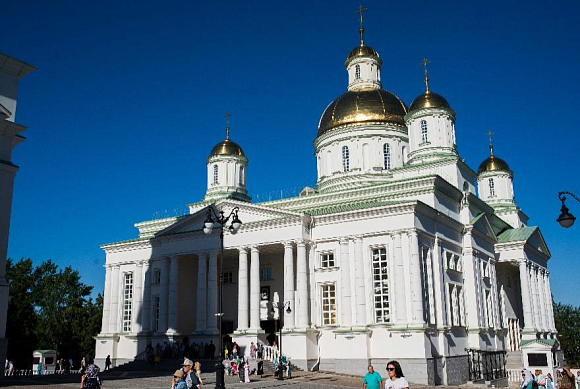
387,367,395,371
173,376,181,379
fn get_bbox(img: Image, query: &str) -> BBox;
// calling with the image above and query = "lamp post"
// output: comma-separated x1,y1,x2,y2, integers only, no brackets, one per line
203,206,242,389
271,301,291,380
557,191,580,228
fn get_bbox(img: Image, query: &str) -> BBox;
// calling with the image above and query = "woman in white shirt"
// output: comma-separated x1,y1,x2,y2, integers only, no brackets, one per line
384,361,409,389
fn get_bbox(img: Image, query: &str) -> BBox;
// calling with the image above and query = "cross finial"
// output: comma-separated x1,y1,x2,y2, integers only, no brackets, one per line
225,111,231,140
487,130,494,156
355,4,367,46
421,58,431,93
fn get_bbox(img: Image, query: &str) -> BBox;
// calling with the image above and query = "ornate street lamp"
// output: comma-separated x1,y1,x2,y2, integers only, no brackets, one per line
203,206,242,389
271,301,291,380
557,191,579,228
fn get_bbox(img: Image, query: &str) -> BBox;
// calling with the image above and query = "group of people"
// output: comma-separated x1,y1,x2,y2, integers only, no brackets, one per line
147,340,216,366
521,366,580,389
171,358,203,389
4,359,14,376
363,361,410,389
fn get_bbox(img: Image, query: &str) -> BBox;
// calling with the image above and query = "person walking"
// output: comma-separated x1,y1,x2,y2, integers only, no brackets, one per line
104,355,111,371
80,364,101,389
363,365,382,389
182,358,201,389
384,361,409,389
244,356,250,383
171,370,187,389
194,361,203,387
559,366,576,389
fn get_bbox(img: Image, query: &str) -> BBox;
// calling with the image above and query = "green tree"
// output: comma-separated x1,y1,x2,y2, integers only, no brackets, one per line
5,258,103,368
554,302,580,366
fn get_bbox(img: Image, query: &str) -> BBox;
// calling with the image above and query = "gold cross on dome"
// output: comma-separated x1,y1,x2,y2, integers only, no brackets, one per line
225,111,231,139
487,130,494,156
421,58,431,92
355,5,367,45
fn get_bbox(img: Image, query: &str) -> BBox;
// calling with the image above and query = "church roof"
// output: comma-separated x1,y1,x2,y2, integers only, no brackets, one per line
520,339,556,348
478,155,512,175
496,226,537,243
208,138,245,161
409,91,451,112
317,89,408,137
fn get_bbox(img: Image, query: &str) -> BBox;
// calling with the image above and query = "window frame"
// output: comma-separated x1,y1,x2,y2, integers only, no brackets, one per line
320,252,335,268
342,145,350,172
122,272,134,333
371,247,391,324
489,178,496,197
420,120,429,143
321,283,337,326
213,164,219,184
355,64,361,80
383,143,391,169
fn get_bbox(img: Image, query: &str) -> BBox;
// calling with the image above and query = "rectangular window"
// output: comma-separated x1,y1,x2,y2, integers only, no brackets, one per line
321,284,337,325
527,353,548,367
320,253,335,268
122,272,134,332
223,271,233,284
153,296,160,331
153,268,161,284
260,268,272,281
372,247,391,323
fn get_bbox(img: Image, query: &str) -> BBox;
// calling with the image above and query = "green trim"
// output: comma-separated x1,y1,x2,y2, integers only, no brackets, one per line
520,339,555,348
497,227,537,243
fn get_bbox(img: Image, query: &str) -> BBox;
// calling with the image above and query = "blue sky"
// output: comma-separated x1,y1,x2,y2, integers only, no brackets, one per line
3,0,579,305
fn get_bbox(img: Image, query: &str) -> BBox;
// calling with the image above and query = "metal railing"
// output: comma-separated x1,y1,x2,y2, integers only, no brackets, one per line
466,348,507,382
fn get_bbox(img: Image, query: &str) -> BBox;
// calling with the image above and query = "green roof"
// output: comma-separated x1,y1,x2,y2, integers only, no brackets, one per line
497,227,537,244
299,199,407,216
520,339,555,348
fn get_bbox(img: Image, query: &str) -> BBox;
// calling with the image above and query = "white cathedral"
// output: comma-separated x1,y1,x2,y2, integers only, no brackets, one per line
95,22,562,386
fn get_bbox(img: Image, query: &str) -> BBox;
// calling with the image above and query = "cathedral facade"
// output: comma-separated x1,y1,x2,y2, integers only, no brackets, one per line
95,27,560,385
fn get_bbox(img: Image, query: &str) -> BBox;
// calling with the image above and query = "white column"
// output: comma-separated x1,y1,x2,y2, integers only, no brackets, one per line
462,230,480,329
528,264,539,331
133,261,144,333
142,260,152,332
296,240,309,328
237,247,249,331
518,260,534,331
250,246,261,330
159,258,170,333
393,232,407,323
544,271,556,332
167,255,179,334
339,238,352,326
308,243,318,326
536,266,547,332
490,261,500,329
196,252,208,332
207,250,218,332
408,230,424,325
432,237,446,327
101,265,112,333
108,265,120,333
353,237,366,326
283,241,295,329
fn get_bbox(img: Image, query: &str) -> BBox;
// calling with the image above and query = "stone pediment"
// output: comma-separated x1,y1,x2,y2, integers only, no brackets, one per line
156,199,305,237
470,213,497,241
496,226,550,257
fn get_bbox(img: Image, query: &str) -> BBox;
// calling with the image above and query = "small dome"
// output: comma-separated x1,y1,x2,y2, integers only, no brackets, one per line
208,138,245,160
478,155,512,174
346,44,381,64
409,91,451,111
318,89,408,137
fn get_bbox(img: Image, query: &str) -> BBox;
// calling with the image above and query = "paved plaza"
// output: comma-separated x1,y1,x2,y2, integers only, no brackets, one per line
0,364,464,389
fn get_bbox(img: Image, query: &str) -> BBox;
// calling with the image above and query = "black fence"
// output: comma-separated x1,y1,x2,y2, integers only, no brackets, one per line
466,348,507,381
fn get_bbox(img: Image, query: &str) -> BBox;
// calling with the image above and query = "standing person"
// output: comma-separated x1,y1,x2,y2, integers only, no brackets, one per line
384,361,409,389
80,364,101,389
194,361,203,387
244,356,251,383
576,371,580,389
207,341,215,360
181,358,201,389
546,373,554,389
171,370,187,389
559,366,576,389
238,357,245,383
363,365,382,389
104,355,111,371
536,369,546,389
522,369,535,389
250,342,256,359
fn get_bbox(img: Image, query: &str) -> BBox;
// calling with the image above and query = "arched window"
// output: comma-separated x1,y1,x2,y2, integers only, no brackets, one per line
421,120,428,143
342,146,350,172
489,178,495,197
383,143,391,169
355,65,361,80
239,166,244,185
213,165,219,184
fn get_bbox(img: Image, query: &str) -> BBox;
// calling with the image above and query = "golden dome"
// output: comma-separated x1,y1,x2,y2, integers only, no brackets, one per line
478,155,512,174
318,89,408,137
409,91,451,111
208,138,245,161
346,44,381,64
